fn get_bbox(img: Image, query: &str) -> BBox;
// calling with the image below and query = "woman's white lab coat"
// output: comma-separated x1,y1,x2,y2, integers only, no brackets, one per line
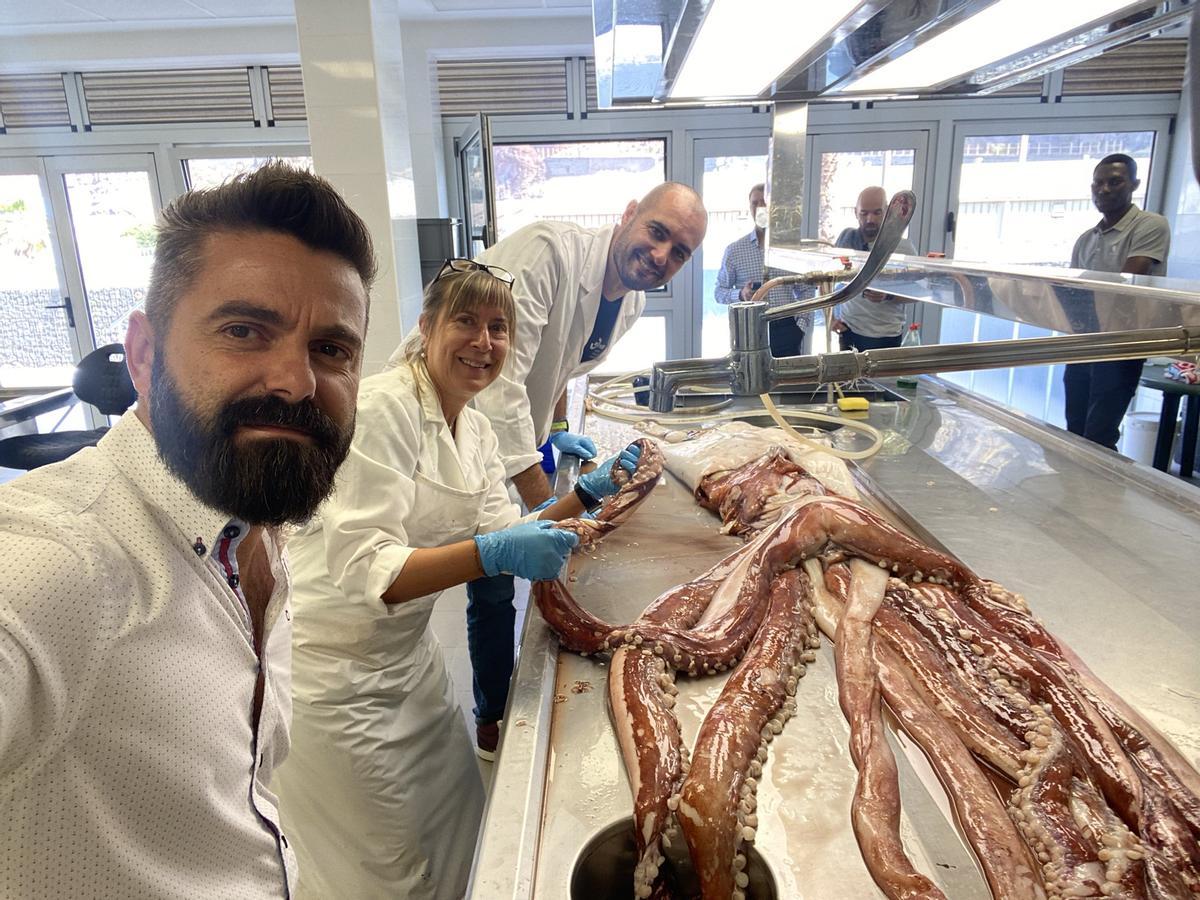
274,360,527,900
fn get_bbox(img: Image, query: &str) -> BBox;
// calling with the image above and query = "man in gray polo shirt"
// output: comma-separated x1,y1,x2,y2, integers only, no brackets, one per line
833,185,918,350
1064,153,1170,451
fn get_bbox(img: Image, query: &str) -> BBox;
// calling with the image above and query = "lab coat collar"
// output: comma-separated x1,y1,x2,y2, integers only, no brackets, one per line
569,223,646,365
583,222,617,301
407,358,449,427
404,358,479,458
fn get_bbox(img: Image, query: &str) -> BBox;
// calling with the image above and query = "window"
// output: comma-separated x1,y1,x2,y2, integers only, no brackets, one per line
698,152,768,358
591,314,666,375
0,173,73,387
491,139,666,241
944,129,1159,427
953,130,1154,266
816,148,915,244
183,156,313,190
62,168,159,348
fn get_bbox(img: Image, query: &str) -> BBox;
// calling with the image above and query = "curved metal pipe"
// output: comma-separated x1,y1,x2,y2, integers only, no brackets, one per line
649,326,1199,413
762,189,917,321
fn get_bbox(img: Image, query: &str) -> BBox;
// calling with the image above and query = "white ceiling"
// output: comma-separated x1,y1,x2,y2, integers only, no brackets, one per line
0,0,590,34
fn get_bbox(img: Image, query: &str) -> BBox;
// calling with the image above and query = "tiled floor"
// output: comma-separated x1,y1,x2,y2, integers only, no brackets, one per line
428,578,531,794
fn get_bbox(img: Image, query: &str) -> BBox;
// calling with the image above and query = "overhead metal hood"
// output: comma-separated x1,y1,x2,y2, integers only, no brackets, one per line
590,0,1190,105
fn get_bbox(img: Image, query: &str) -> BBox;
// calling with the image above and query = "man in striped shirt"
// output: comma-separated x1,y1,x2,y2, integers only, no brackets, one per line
715,183,811,356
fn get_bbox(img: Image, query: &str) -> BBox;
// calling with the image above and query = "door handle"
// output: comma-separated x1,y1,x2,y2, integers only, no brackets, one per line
45,299,76,329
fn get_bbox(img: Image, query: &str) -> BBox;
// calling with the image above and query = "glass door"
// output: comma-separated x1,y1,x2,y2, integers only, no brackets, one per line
0,158,78,389
44,155,163,353
803,130,930,351
692,136,770,359
805,130,930,246
456,113,497,255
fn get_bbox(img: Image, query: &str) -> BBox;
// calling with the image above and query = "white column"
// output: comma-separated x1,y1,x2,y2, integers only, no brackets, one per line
293,0,424,374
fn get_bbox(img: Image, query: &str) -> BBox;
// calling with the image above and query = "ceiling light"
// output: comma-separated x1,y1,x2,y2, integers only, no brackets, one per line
670,0,861,100
838,0,1140,94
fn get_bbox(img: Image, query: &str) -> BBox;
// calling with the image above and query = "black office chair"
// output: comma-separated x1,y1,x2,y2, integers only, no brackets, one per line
0,344,138,471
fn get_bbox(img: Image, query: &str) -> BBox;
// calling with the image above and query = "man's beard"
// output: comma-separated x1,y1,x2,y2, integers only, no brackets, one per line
149,353,354,527
616,243,666,292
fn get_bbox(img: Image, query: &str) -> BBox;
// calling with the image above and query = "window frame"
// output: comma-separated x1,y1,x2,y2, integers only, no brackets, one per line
944,114,1173,261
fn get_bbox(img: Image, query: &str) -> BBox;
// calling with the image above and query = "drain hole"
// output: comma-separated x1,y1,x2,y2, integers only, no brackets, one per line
570,817,777,899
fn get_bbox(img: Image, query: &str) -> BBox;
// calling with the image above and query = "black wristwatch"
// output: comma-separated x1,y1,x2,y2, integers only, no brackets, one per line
574,482,602,512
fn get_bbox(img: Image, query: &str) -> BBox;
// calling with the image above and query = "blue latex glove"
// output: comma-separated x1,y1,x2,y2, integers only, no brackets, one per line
577,443,642,500
548,430,597,460
474,521,579,581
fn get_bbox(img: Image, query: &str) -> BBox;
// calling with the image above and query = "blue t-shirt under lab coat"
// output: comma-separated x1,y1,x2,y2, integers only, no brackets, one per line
580,297,623,363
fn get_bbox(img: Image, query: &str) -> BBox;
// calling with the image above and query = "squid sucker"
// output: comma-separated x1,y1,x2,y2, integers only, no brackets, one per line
533,443,1200,899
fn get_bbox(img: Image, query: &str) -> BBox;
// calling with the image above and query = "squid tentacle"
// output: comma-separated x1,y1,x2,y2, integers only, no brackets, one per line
678,568,815,900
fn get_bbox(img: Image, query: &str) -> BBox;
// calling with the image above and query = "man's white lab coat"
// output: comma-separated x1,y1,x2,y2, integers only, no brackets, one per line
472,221,647,477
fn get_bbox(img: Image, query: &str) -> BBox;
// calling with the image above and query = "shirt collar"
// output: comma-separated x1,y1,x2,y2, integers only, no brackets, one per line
1097,204,1141,234
98,413,254,559
749,229,761,247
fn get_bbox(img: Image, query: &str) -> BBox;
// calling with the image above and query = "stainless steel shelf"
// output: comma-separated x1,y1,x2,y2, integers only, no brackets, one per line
768,246,1200,336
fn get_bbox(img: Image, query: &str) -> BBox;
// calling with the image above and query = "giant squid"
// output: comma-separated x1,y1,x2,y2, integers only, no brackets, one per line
539,435,1200,900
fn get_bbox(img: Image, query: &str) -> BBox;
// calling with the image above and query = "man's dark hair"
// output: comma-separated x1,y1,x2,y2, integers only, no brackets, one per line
145,162,377,334
1097,153,1138,181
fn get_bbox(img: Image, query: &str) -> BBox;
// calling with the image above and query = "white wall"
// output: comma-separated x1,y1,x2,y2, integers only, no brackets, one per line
0,23,301,74
398,15,593,218
1162,82,1200,280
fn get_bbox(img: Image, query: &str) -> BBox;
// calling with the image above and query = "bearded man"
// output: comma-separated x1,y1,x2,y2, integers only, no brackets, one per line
0,163,374,898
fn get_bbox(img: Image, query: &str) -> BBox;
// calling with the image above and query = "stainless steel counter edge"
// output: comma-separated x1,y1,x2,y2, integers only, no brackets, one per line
466,609,558,899
467,391,587,900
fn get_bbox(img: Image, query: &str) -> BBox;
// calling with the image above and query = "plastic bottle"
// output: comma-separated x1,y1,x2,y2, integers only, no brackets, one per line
896,323,921,388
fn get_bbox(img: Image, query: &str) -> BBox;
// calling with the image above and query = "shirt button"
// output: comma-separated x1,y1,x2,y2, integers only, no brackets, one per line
223,525,241,539
193,539,206,557
228,573,240,589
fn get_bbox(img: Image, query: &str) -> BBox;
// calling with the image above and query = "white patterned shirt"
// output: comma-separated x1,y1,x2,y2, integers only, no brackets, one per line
0,413,297,899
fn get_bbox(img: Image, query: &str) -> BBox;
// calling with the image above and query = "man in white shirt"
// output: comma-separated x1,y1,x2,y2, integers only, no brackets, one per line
0,164,373,898
449,181,707,755
1064,153,1171,451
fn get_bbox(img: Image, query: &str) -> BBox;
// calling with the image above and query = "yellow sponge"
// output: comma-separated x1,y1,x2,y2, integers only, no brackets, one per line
837,396,869,412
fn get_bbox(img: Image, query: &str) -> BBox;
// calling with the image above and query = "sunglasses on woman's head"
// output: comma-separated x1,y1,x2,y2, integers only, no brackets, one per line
433,258,515,286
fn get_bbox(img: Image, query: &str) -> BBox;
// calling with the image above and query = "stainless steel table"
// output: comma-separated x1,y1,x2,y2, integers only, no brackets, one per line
469,375,1200,899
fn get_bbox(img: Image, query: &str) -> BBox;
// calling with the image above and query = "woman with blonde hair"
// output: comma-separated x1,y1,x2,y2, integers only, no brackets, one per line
274,259,637,899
